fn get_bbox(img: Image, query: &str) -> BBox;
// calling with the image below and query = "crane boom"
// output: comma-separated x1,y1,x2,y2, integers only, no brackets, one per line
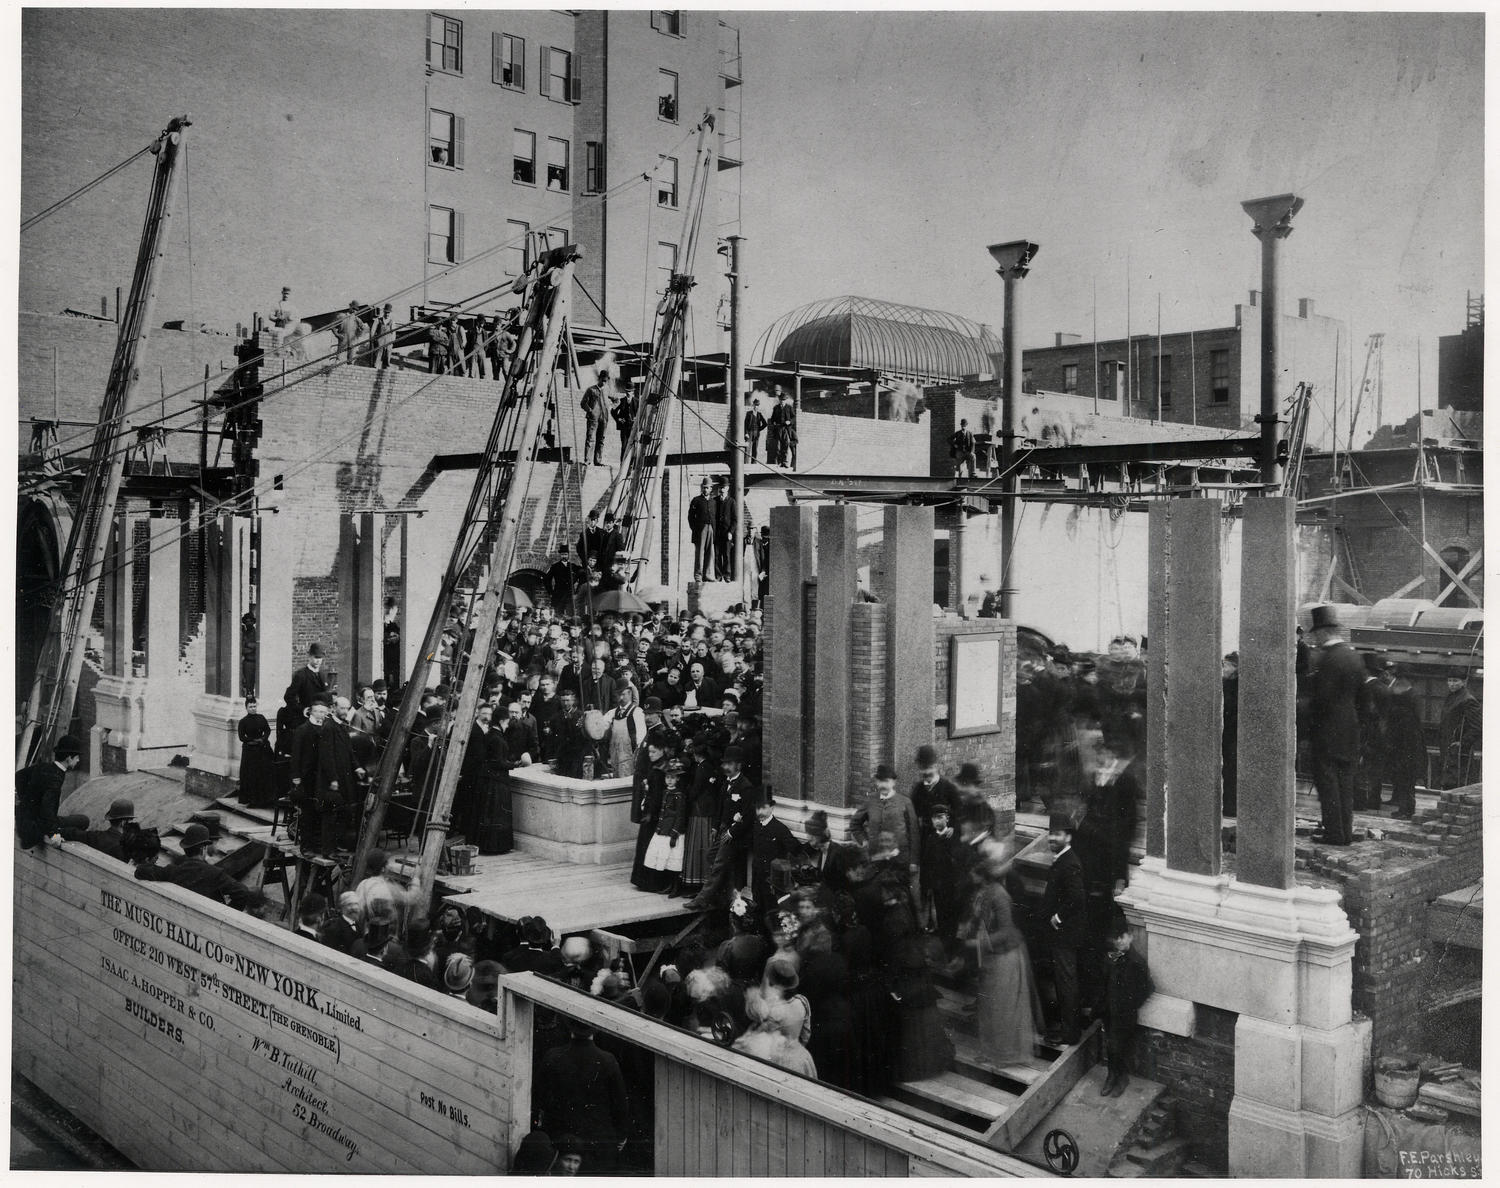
18,115,192,768
352,239,580,901
599,113,717,578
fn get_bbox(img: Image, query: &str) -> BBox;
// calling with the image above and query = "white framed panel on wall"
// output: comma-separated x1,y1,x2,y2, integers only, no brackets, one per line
947,630,1005,738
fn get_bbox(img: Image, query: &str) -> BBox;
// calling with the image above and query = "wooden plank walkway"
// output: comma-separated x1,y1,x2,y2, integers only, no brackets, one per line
432,851,695,937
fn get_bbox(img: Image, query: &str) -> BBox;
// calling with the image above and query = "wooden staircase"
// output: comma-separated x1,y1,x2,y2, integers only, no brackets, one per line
876,967,1102,1152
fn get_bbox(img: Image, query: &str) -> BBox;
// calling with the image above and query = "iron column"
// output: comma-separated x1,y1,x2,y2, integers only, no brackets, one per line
1241,193,1303,491
987,239,1040,620
725,234,744,583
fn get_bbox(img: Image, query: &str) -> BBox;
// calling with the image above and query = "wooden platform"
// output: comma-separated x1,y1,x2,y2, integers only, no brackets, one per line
431,851,696,937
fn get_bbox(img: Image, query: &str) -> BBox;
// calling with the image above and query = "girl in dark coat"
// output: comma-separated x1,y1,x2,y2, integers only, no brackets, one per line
629,730,676,892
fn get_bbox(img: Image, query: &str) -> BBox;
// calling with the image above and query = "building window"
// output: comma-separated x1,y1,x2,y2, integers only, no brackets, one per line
428,206,462,264
658,70,679,122
650,10,682,36
1154,354,1172,406
428,109,463,168
657,156,679,207
585,141,605,193
548,226,570,248
504,220,529,277
1210,348,1230,403
1101,360,1121,400
656,241,678,293
546,137,570,192
427,13,462,74
493,32,525,89
513,129,536,185
540,47,578,103
1062,363,1078,394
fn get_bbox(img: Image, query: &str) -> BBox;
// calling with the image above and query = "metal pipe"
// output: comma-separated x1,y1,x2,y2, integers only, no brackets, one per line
1241,193,1304,492
726,234,743,584
987,239,1040,621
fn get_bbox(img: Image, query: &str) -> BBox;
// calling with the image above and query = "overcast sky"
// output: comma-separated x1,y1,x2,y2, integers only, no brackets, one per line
732,10,1483,440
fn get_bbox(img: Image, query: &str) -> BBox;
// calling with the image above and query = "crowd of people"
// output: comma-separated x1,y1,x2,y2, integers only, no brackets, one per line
235,602,770,865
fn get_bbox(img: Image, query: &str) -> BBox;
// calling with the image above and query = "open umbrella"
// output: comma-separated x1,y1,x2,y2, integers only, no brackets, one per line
502,585,532,609
635,585,677,606
591,589,652,614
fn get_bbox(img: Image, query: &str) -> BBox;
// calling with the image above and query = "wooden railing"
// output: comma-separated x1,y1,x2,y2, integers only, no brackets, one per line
502,973,1046,1178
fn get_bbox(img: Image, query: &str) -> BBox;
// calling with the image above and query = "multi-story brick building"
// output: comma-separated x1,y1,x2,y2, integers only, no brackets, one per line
21,8,742,344
1020,293,1346,432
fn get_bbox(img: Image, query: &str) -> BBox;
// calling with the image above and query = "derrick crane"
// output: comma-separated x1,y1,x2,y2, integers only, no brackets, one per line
1279,380,1314,498
598,113,718,582
352,237,580,901
18,116,191,768
1344,333,1385,452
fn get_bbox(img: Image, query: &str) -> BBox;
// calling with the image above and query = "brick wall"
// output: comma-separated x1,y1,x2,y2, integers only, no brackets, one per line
1134,1028,1236,1171
847,601,889,787
933,618,1016,836
1301,785,1483,1056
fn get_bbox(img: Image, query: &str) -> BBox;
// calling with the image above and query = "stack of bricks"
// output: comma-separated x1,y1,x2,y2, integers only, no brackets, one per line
1300,784,1482,1056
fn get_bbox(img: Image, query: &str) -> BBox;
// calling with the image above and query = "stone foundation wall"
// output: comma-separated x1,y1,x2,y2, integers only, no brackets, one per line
1134,1026,1236,1171
1302,785,1483,1056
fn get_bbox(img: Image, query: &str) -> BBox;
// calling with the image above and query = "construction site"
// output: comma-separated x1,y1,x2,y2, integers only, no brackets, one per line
15,9,1483,1180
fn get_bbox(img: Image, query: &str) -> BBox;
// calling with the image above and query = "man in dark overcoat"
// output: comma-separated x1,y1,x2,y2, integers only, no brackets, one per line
1041,812,1088,1045
1302,604,1374,846
16,734,85,849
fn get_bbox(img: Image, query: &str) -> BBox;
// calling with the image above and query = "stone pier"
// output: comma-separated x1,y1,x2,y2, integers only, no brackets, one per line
1122,497,1367,1177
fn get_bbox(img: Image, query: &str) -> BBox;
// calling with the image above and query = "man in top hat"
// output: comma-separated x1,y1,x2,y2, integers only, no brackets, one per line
687,478,716,583
1302,604,1375,846
17,734,87,849
911,744,958,834
747,795,799,932
1041,812,1087,1045
712,476,734,581
288,643,331,714
79,798,140,863
289,693,362,856
135,823,260,911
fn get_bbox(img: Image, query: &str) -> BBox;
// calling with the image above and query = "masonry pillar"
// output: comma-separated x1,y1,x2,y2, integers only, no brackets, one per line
1123,491,1367,1179
1236,497,1296,888
188,514,250,795
335,512,384,693
93,508,144,770
401,513,447,678
103,508,135,677
766,505,814,802
885,505,935,787
812,504,857,806
1143,506,1167,859
135,513,191,752
145,516,182,679
258,507,296,710
1158,499,1222,877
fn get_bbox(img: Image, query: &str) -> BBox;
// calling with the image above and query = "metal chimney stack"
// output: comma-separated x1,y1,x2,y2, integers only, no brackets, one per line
1241,194,1304,490
986,239,1040,620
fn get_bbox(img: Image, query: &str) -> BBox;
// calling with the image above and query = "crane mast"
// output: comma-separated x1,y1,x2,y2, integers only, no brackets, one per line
18,116,192,768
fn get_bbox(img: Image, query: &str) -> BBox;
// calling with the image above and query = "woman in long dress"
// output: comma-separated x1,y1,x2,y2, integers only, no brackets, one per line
236,697,278,808
679,736,723,896
733,956,817,1078
961,845,1043,1068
